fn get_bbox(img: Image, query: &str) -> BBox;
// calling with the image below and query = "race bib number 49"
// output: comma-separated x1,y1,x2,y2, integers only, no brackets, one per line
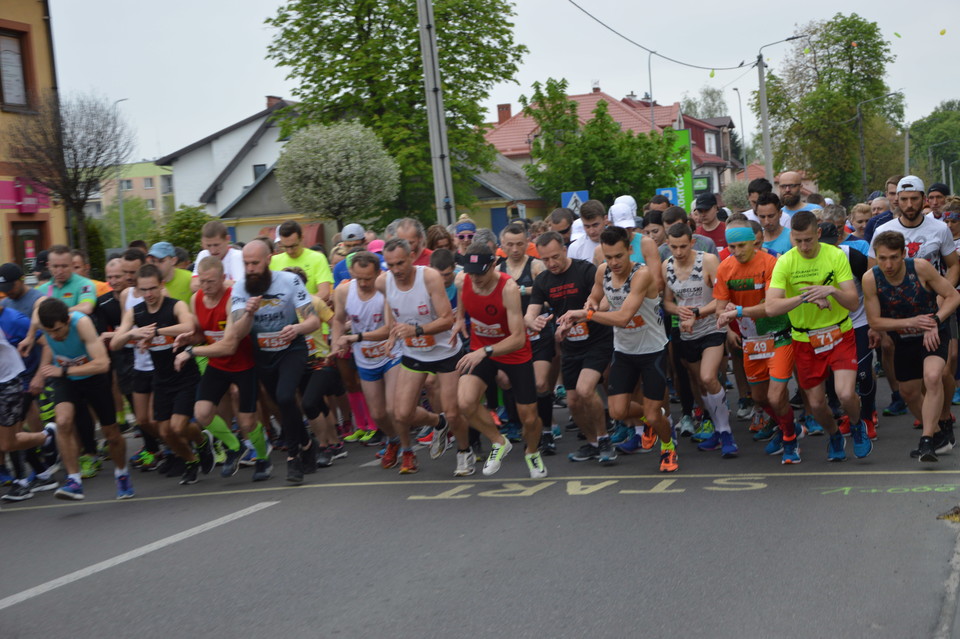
743,336,774,360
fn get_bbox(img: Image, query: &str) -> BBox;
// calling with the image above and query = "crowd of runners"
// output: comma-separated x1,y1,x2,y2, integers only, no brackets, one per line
1,172,959,504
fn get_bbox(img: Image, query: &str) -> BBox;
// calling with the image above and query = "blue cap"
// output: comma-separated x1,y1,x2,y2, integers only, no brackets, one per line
148,241,176,259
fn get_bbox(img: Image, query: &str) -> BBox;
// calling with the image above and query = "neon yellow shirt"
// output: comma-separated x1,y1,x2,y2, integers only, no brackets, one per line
769,243,853,341
164,268,194,303
270,249,334,296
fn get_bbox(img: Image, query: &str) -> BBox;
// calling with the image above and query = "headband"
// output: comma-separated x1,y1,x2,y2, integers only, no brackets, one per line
725,226,756,244
456,222,477,234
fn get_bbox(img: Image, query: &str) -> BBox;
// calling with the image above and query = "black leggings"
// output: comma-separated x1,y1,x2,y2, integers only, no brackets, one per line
259,348,309,454
298,366,344,420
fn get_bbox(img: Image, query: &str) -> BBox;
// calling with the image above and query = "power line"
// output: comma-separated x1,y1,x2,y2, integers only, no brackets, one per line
566,0,748,71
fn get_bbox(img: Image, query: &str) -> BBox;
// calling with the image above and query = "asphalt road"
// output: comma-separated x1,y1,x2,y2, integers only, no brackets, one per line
3,378,960,638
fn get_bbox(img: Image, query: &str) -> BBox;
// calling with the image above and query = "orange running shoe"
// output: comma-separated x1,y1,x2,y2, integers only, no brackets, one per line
381,441,400,469
399,450,419,474
641,425,658,450
749,409,765,433
659,449,679,473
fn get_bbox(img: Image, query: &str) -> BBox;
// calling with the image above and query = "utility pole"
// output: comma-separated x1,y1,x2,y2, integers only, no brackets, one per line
416,0,456,226
757,36,802,183
733,87,747,169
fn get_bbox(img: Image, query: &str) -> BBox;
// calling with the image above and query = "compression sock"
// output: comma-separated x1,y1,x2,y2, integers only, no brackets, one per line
247,423,269,459
777,410,796,439
346,392,371,431
661,437,675,452
206,415,240,451
704,390,731,433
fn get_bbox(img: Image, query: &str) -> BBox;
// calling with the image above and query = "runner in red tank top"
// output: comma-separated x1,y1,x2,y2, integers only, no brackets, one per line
173,256,270,481
455,245,548,479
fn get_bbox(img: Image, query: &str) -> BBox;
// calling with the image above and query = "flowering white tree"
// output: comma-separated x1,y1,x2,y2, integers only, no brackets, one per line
275,122,400,230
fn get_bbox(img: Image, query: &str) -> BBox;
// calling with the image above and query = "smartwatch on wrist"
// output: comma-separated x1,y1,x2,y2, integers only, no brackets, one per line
356,332,364,343
484,345,494,357
185,345,195,358
693,307,701,318
415,325,424,337
62,365,69,378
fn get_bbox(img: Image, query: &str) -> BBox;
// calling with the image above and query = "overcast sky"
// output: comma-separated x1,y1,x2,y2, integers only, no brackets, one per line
49,0,959,162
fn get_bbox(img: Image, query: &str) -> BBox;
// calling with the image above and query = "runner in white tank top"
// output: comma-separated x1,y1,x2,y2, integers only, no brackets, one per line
385,265,459,362
345,279,400,369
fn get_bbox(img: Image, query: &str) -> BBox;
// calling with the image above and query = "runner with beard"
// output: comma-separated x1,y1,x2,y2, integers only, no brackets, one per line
230,240,320,484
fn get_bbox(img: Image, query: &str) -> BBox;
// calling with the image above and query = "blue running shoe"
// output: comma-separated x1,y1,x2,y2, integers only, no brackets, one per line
753,422,776,442
720,432,739,458
781,438,801,464
804,414,825,436
765,430,784,455
616,433,643,454
55,478,84,500
697,431,722,451
952,388,960,406
0,466,13,486
883,393,908,416
850,420,873,458
691,419,715,443
610,421,632,444
827,432,846,462
116,474,135,500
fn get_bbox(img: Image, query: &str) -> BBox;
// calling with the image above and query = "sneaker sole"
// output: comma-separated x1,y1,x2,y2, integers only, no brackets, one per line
454,467,476,477
781,458,801,464
55,490,84,500
2,492,34,502
920,452,939,463
29,482,58,493
116,492,135,500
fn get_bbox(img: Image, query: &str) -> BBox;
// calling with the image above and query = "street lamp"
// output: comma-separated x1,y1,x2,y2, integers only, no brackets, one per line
732,87,747,170
113,98,129,247
757,36,803,183
857,92,899,201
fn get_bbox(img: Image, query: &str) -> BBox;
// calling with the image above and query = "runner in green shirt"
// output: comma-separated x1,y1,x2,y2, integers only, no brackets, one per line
270,221,334,301
147,242,193,303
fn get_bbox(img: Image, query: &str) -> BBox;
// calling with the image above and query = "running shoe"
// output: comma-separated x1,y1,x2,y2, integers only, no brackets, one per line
913,419,922,430
359,429,380,444
417,430,434,445
239,447,257,467
483,440,513,476
329,443,348,460
610,421,632,444
455,450,476,477
430,414,450,460
568,444,599,462
678,415,696,438
837,415,851,436
789,389,803,409
551,423,563,440
641,425,659,450
720,432,739,458
827,432,846,462
315,447,333,468
850,421,873,458
502,423,521,443
221,447,243,478
55,478,84,500
3,483,33,501
362,430,385,447
911,430,950,458
804,414,825,436
918,436,938,463
252,459,273,482
883,393,908,416
539,431,557,456
953,388,960,406
736,398,753,420
597,437,617,465
865,417,878,441
375,445,386,459
399,450,419,474
553,385,567,407
212,440,226,466
616,433,644,454
286,457,304,484
129,448,148,469
781,438,801,464
525,452,548,479
79,455,99,479
659,449,679,473
749,409,766,433
381,441,401,469
301,442,319,474
27,475,58,493
764,430,784,456
697,432,722,452
180,462,200,485
938,420,956,453
691,418,714,443
751,420,775,441
116,474,135,500
197,430,216,474
343,429,366,443
139,451,158,472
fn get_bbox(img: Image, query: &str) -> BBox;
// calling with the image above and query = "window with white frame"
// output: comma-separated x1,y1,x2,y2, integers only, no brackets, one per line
143,177,154,189
0,31,29,107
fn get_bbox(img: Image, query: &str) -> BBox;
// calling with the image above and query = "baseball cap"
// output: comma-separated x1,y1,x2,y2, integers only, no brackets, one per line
342,223,365,242
609,202,635,229
929,182,950,197
459,251,496,275
897,175,925,194
0,263,23,293
614,194,638,216
147,241,177,259
694,193,717,211
367,239,385,253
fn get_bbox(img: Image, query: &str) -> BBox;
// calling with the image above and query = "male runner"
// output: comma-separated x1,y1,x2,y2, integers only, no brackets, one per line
271,221,335,301
190,220,245,292
147,242,193,303
456,244,547,478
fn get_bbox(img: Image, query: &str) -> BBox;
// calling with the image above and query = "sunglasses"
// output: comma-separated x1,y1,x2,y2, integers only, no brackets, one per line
458,233,475,240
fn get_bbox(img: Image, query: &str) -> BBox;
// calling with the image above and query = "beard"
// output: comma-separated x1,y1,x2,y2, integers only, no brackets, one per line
782,193,801,208
245,269,272,296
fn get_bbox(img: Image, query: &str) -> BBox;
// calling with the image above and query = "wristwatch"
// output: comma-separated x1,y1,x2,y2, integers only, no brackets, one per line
415,325,424,337
185,345,195,358
484,345,494,357
692,307,701,318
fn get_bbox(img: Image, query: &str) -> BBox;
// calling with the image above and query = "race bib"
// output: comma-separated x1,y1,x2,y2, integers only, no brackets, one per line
896,327,924,338
257,330,290,352
360,342,389,359
808,325,842,354
567,322,589,342
472,318,505,339
405,334,436,350
743,335,775,361
203,330,224,345
305,335,319,357
526,326,540,342
624,314,646,331
147,334,175,351
54,354,89,368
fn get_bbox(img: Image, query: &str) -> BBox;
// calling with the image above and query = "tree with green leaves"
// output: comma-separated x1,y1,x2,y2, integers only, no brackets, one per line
275,122,400,231
519,78,682,206
96,196,157,249
150,205,209,256
908,100,960,185
682,85,729,119
265,0,526,222
753,12,901,201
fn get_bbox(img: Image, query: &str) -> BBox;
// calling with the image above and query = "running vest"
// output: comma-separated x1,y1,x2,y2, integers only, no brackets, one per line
603,263,667,355
125,288,153,372
346,280,400,369
463,272,531,365
134,297,198,382
385,266,459,362
194,287,255,372
665,251,723,341
47,311,92,380
872,259,940,340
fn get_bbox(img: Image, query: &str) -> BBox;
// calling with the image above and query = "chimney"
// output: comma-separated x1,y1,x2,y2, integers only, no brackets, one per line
266,95,283,108
497,103,512,124
592,80,600,93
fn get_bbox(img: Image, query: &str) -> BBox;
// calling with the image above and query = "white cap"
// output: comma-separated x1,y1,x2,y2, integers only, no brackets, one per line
897,175,925,194
342,223,365,241
614,194,638,216
824,197,835,205
570,218,585,242
609,202,635,228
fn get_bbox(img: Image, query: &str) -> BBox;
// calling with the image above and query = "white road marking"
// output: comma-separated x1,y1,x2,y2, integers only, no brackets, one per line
0,501,278,611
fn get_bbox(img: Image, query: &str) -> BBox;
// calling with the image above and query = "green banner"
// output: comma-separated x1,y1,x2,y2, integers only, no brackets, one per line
671,129,694,212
